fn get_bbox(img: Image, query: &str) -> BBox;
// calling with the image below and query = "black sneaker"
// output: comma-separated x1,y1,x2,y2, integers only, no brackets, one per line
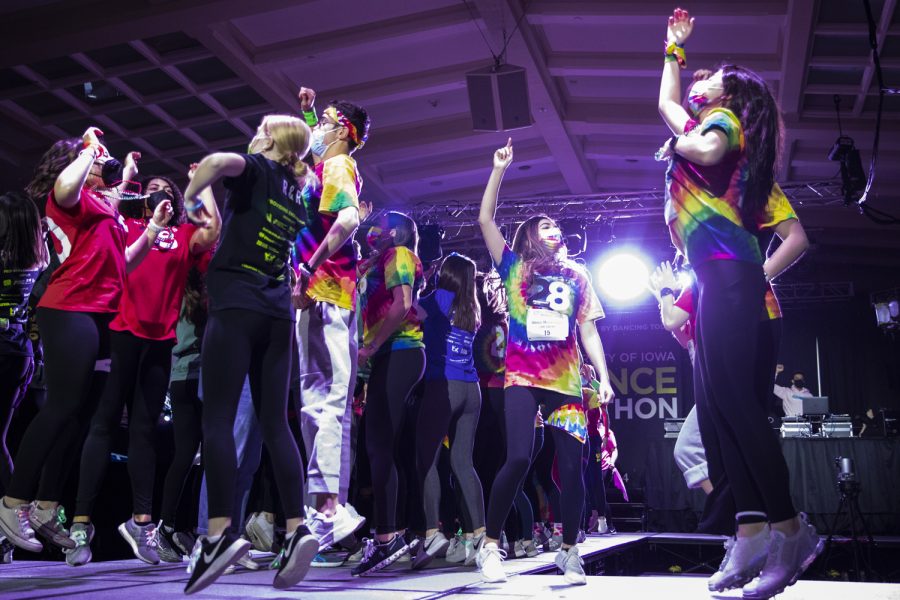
184,533,251,595
310,545,348,568
157,524,184,563
350,535,409,577
273,524,319,589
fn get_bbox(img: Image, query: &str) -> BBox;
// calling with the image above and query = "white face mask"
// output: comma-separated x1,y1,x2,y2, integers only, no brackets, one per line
310,126,339,157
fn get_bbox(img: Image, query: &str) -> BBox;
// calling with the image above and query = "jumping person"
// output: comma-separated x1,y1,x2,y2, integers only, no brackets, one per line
476,139,615,585
0,129,171,554
293,87,369,553
69,165,219,567
181,115,320,594
657,9,822,598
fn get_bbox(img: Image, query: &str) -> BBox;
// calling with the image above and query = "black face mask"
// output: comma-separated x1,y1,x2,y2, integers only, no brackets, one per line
100,158,123,187
146,190,173,212
793,379,805,389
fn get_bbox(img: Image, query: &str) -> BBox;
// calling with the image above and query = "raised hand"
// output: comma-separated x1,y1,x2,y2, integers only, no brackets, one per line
298,87,316,112
359,199,373,221
123,151,141,181
493,137,514,170
187,162,200,180
667,7,694,45
655,260,679,289
151,198,174,228
82,126,104,150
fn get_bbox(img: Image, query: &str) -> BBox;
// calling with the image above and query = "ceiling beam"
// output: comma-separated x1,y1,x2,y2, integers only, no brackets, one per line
778,0,818,120
549,53,782,80
470,0,595,194
0,0,318,68
526,1,788,26
249,5,475,65
853,0,898,117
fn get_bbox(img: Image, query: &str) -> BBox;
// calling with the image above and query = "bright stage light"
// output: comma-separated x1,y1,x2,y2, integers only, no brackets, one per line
595,251,651,302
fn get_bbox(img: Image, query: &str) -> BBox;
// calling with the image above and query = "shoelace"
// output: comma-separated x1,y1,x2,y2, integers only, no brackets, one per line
16,506,33,535
71,526,89,546
483,545,507,561
143,523,159,549
359,538,377,563
56,506,67,529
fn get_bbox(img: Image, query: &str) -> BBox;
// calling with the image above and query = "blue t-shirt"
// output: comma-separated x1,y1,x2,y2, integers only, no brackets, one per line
421,289,478,382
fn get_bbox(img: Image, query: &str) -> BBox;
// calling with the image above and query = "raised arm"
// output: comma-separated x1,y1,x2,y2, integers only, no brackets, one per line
478,138,513,265
185,163,221,255
183,152,246,226
658,8,694,135
53,127,103,209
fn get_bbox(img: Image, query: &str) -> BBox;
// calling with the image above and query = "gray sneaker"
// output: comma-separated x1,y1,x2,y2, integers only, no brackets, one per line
244,512,275,552
555,545,587,585
29,503,75,549
118,518,160,564
157,522,183,563
0,535,14,563
742,515,824,599
65,522,95,567
0,500,42,553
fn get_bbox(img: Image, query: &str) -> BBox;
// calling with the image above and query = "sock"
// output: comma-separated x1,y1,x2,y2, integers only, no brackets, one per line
207,534,222,543
285,530,296,541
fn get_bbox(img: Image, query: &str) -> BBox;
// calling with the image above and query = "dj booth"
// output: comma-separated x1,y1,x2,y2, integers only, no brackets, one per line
643,436,900,535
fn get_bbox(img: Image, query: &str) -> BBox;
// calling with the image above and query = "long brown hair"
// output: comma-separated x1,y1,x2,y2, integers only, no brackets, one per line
137,175,186,225
24,139,82,208
437,253,481,333
0,191,48,270
385,211,419,254
181,263,208,328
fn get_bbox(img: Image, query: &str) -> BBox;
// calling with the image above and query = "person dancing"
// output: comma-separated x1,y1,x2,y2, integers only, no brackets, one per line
0,130,171,553
657,9,822,598
476,139,614,585
181,115,319,594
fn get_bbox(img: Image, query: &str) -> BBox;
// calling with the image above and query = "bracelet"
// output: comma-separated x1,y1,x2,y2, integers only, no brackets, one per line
300,260,316,275
670,135,680,153
302,109,318,128
660,287,675,298
148,221,164,233
185,201,202,213
664,41,686,69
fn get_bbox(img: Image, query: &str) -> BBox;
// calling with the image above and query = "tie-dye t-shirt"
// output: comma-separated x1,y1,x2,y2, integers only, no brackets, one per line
757,183,799,320
497,245,605,399
473,319,508,388
665,107,763,267
295,155,362,311
359,245,424,354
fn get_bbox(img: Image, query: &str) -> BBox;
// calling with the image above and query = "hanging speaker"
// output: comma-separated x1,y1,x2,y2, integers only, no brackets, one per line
466,64,533,132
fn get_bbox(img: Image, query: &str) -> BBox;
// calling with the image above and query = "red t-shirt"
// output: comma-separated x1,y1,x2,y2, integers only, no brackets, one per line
110,220,199,341
40,189,127,313
673,285,696,341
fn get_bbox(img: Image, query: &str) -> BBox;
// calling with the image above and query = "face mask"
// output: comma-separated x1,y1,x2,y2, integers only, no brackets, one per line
793,379,805,389
310,127,338,157
687,93,710,118
539,227,563,251
366,226,387,249
99,158,123,187
146,190,173,212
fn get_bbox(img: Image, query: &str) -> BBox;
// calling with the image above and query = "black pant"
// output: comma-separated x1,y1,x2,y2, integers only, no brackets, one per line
694,260,795,526
0,354,34,493
160,378,202,524
364,347,425,535
532,428,562,522
75,330,174,517
7,309,111,501
585,433,610,521
486,386,584,546
202,309,303,521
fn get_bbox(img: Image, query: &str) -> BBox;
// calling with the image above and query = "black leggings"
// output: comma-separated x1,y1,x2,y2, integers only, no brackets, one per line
694,260,795,526
75,330,173,517
510,426,543,541
0,354,34,493
532,430,562,521
160,378,202,524
7,309,111,501
486,386,584,546
364,347,425,535
584,433,610,521
202,309,303,521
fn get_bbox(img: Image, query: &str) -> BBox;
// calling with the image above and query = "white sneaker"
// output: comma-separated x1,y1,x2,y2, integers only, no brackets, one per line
466,532,485,566
555,545,586,585
412,531,449,570
743,515,824,599
476,542,507,583
597,516,609,535
708,530,770,592
306,505,366,550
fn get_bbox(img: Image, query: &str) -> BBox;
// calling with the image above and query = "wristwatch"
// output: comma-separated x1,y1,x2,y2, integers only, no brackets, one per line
660,287,675,298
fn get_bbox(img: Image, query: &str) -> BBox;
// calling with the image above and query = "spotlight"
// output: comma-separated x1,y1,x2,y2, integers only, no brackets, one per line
595,251,651,302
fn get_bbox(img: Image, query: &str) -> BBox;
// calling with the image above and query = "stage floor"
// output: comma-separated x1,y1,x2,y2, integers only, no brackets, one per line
2,533,897,600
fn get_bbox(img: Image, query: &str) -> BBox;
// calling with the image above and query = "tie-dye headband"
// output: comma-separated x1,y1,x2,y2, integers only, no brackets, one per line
324,106,367,149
